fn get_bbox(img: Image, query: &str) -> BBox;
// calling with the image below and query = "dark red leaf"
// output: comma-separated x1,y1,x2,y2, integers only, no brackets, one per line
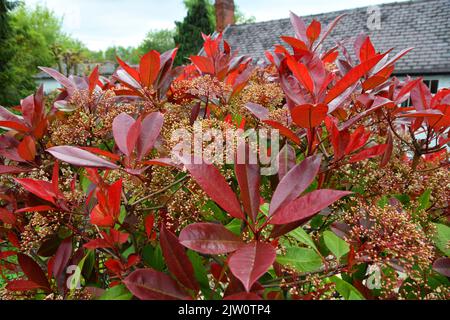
245,102,269,121
113,113,139,157
270,154,321,216
179,223,244,255
136,112,164,160
123,269,191,300
277,144,296,180
224,292,262,300
433,258,450,277
160,225,199,291
17,253,51,292
179,155,244,220
235,143,260,222
228,242,276,292
52,237,72,279
6,280,45,292
270,190,352,225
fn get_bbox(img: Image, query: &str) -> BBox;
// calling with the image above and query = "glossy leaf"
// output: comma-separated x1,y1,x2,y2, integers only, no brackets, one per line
291,104,328,128
160,225,200,291
47,146,119,169
228,242,276,292
270,154,321,216
179,223,244,255
179,155,244,220
270,189,352,225
124,269,191,300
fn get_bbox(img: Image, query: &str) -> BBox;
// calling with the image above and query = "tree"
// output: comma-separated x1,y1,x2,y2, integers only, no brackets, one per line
173,0,214,65
0,0,18,106
138,29,175,56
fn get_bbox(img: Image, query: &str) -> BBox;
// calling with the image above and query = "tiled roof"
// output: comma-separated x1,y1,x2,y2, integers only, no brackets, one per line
35,61,116,79
222,0,450,75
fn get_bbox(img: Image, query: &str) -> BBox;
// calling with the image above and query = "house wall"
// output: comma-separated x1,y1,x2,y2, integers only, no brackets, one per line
36,79,61,94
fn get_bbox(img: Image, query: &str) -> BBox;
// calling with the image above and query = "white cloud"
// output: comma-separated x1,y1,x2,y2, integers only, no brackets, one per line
23,0,408,51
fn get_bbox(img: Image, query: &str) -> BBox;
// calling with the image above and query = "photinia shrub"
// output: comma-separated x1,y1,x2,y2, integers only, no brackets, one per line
0,11,449,301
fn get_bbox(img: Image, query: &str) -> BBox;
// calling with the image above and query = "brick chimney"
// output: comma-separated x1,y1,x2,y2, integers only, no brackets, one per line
215,0,235,32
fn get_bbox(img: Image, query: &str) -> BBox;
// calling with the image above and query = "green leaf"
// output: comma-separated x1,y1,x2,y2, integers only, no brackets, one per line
259,203,269,216
331,276,365,300
99,284,133,300
377,195,388,208
142,244,165,271
276,247,322,272
433,223,450,256
287,227,317,250
323,230,350,261
225,219,241,236
417,189,431,211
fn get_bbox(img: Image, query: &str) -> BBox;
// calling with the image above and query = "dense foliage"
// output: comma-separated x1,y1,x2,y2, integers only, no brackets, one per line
0,12,449,300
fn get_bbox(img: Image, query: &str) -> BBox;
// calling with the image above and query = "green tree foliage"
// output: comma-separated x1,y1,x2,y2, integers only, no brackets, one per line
173,0,214,65
138,29,175,56
0,3,92,106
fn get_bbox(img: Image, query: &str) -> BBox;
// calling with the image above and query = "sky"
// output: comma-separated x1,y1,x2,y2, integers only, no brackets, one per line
23,0,409,51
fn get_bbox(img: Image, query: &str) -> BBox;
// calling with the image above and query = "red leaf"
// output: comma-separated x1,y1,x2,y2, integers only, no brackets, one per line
0,120,31,132
136,112,164,160
14,178,55,204
228,242,276,292
52,237,72,279
179,223,244,255
291,104,328,128
277,144,296,180
325,53,385,104
47,146,119,169
270,154,322,216
306,19,321,44
191,56,215,75
6,280,45,292
380,131,393,167
15,205,54,214
38,67,76,94
270,190,352,225
289,11,308,43
144,214,156,240
17,136,36,161
0,165,31,174
0,208,16,225
359,37,375,62
83,238,111,250
17,253,51,292
235,143,260,222
410,81,431,110
348,144,388,163
245,103,269,121
179,155,244,220
224,292,262,300
140,50,161,88
281,36,308,51
287,59,314,94
80,147,121,161
123,269,191,300
262,120,301,145
116,56,141,83
433,258,450,277
113,113,140,157
88,66,99,94
395,78,422,104
160,225,199,291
